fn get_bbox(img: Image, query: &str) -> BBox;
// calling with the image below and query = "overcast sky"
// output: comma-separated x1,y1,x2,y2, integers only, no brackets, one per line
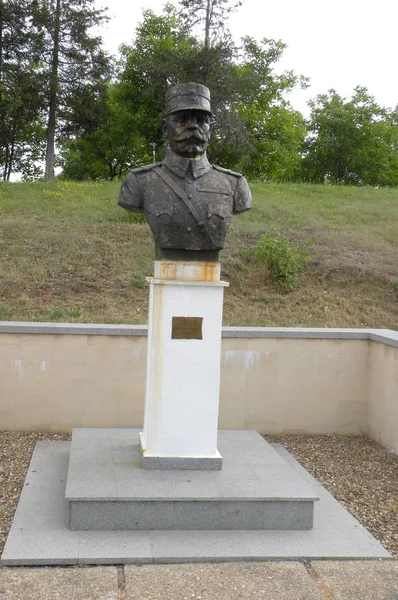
97,0,397,116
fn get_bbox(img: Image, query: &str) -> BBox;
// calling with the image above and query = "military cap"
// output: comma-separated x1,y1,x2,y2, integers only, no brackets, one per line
165,82,212,116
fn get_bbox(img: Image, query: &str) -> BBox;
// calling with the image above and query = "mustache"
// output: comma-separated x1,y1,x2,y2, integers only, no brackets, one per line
175,130,208,142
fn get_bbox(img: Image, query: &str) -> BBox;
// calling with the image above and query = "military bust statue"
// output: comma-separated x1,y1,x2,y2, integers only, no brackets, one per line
118,82,252,261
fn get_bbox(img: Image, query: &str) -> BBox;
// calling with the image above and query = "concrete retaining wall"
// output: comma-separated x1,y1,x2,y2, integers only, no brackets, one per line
0,323,397,453
367,338,398,454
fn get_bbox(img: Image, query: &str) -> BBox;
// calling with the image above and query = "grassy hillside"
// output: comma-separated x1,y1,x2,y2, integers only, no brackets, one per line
0,180,397,328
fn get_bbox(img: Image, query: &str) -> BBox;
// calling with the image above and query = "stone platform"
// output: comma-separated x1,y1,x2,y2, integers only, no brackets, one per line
0,435,391,565
66,429,318,531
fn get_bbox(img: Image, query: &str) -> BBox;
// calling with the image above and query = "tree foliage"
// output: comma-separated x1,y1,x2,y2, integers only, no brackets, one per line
117,4,198,156
217,36,307,179
0,0,111,180
61,83,149,180
30,0,110,180
4,0,396,186
179,0,242,50
303,87,398,186
106,2,306,180
0,0,45,180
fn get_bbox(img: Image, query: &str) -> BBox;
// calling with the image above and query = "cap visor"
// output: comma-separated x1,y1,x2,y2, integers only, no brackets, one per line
165,105,212,116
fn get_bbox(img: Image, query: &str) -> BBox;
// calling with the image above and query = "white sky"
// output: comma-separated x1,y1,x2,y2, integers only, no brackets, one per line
99,0,398,116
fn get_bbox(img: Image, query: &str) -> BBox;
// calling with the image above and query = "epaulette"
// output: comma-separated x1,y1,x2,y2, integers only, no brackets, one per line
130,162,162,174
213,164,242,178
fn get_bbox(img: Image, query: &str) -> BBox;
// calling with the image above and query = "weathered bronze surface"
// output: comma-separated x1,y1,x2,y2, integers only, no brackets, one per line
118,82,252,260
171,316,203,340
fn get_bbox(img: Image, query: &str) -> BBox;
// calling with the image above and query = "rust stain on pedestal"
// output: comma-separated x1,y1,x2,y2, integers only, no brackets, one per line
159,260,220,282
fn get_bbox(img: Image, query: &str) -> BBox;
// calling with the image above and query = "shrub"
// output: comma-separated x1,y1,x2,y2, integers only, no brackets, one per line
254,231,311,291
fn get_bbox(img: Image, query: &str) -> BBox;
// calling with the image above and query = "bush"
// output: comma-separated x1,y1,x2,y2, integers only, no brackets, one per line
254,231,311,291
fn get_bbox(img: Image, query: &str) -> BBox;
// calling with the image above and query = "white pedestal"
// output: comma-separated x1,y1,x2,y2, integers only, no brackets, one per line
140,261,228,470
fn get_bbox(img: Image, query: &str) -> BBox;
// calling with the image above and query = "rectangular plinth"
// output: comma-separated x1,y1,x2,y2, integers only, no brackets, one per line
140,455,223,471
139,432,222,470
66,429,318,531
70,499,314,531
1,440,392,565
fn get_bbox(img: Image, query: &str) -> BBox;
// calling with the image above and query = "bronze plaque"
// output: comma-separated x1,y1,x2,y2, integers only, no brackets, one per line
172,317,203,340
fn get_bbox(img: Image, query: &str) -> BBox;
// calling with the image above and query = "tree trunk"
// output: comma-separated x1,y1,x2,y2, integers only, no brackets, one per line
201,0,212,85
108,161,115,180
44,0,61,181
2,140,9,181
0,0,3,87
6,138,15,181
2,150,7,181
204,0,211,52
0,1,6,180
6,120,17,180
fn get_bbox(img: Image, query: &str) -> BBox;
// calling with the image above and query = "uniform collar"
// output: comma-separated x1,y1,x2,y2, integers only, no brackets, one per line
163,148,211,179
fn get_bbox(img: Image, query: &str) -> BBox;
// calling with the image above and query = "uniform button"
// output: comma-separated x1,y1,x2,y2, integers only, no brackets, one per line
187,193,193,199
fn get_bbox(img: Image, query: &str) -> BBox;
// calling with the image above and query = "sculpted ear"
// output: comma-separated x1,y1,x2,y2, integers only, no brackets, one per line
162,119,168,137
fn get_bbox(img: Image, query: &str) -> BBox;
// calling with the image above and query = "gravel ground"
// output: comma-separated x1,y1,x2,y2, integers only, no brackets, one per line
266,434,398,559
0,432,397,560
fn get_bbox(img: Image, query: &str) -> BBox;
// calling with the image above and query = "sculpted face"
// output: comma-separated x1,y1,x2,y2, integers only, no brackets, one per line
163,110,211,159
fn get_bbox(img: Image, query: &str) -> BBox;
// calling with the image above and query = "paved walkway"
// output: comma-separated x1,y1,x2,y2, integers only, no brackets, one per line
0,561,397,600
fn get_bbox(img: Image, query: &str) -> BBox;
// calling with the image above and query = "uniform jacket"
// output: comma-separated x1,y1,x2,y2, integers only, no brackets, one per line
118,149,252,252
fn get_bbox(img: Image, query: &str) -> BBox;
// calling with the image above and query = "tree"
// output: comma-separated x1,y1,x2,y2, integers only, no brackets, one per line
175,0,256,163
177,1,308,173
31,0,110,180
0,0,45,180
211,35,307,175
61,4,197,180
179,0,241,84
61,83,149,180
239,103,306,181
179,0,242,51
61,1,307,181
114,4,306,179
117,4,199,156
302,87,398,186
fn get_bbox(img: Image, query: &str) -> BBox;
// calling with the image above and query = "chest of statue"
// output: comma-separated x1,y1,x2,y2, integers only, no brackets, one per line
138,167,235,251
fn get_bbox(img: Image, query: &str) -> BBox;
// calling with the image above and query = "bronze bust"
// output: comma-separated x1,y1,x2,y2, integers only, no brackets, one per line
118,82,252,261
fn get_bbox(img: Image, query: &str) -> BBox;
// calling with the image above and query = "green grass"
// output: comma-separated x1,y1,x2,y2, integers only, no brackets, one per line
244,182,398,243
0,180,397,328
